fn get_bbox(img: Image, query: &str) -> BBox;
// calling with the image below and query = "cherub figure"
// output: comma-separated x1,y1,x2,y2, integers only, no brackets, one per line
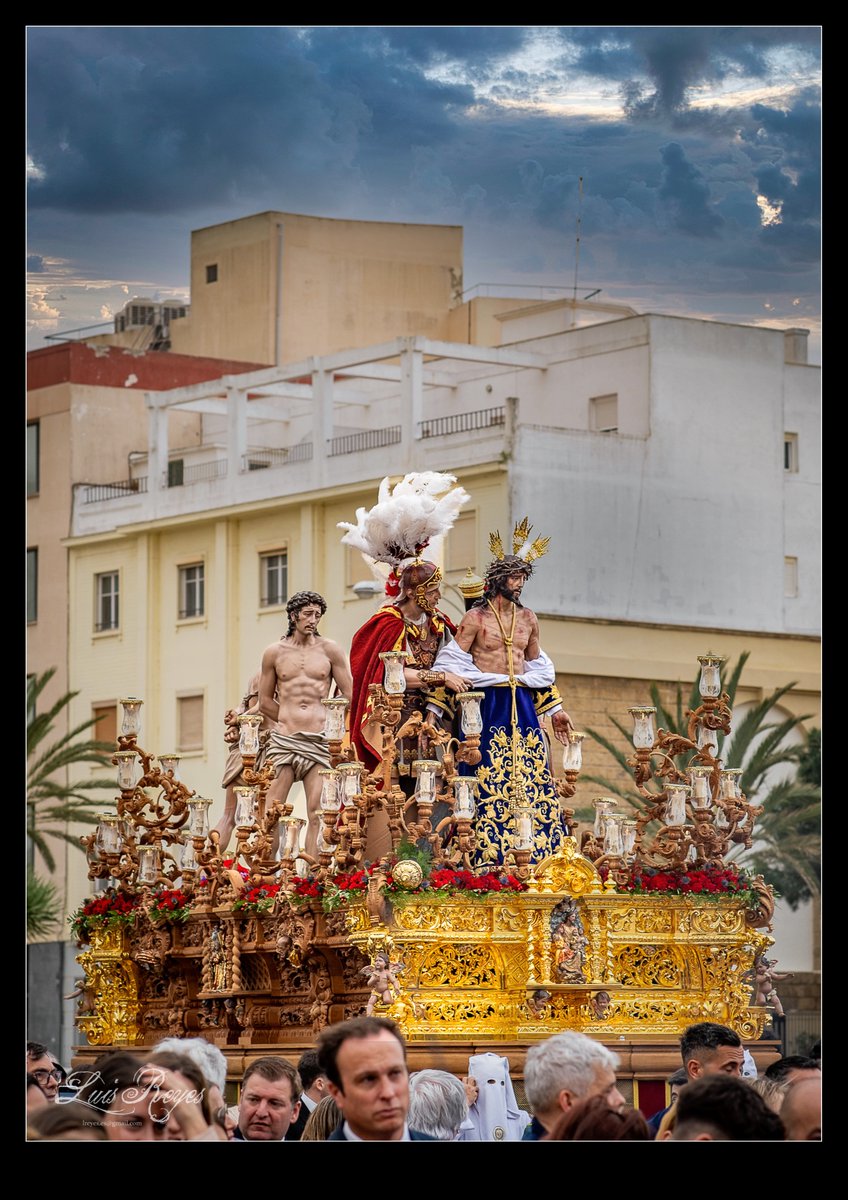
752,955,792,1017
360,950,404,1016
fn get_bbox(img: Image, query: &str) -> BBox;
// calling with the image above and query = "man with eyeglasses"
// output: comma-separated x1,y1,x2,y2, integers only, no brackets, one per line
26,1042,62,1102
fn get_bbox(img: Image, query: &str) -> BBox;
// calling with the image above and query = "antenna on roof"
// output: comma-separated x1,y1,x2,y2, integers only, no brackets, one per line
572,175,583,302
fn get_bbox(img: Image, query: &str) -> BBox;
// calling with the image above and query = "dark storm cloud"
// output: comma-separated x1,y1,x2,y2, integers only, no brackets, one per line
26,26,820,351
658,142,723,236
564,26,820,117
27,254,46,273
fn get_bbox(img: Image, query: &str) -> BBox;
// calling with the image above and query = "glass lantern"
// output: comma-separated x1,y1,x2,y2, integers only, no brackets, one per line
562,731,585,773
664,784,691,826
96,812,122,855
697,723,719,754
629,706,656,750
281,817,306,859
318,769,342,813
452,776,478,820
592,797,618,839
337,762,364,803
181,839,197,871
322,697,349,740
604,813,624,856
379,650,408,695
621,818,638,858
456,691,485,737
187,797,212,839
158,754,181,780
114,751,138,791
689,764,713,809
316,825,335,856
137,845,159,883
237,713,262,756
412,760,440,803
697,653,726,699
233,786,257,829
120,697,143,737
719,768,743,801
514,806,534,851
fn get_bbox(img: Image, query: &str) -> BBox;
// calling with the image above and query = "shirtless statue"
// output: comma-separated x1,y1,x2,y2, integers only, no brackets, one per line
212,669,274,851
431,524,574,866
259,590,353,860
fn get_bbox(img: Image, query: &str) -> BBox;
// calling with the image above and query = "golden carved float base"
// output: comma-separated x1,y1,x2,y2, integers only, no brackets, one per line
73,843,774,1064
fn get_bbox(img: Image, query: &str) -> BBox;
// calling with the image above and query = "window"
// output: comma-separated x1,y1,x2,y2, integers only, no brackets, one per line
178,695,204,751
784,433,799,472
92,703,118,746
27,548,38,623
179,563,205,619
590,393,618,432
206,264,218,284
260,551,288,607
27,422,39,496
784,556,799,598
167,459,184,488
446,510,478,575
95,572,120,632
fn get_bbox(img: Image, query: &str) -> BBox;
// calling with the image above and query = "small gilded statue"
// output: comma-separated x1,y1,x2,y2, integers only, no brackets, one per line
360,950,405,1016
209,926,228,991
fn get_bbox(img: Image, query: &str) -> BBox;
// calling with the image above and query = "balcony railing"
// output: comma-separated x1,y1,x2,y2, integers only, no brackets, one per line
242,444,314,470
418,406,505,439
167,456,229,484
328,426,402,457
81,478,148,504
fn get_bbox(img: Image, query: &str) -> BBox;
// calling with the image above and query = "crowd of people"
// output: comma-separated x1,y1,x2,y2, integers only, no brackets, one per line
25,1020,821,1142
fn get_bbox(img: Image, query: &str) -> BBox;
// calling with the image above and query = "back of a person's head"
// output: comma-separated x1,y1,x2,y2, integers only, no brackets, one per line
764,1054,821,1083
153,1036,227,1093
780,1076,822,1141
672,1075,785,1141
524,1032,619,1113
547,1095,652,1141
296,1049,324,1091
408,1069,468,1140
27,1100,107,1141
748,1076,788,1113
300,1094,342,1142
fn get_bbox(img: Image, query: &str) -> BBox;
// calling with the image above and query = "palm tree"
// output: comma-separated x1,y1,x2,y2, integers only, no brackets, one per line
27,669,117,936
582,653,820,906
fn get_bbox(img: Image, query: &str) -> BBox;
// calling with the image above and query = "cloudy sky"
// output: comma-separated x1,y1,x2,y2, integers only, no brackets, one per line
26,26,821,358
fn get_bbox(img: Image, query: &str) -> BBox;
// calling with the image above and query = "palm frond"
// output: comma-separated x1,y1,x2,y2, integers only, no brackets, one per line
26,668,118,876
27,871,61,940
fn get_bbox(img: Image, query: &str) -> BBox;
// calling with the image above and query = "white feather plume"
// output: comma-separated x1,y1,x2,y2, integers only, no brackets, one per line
338,473,469,566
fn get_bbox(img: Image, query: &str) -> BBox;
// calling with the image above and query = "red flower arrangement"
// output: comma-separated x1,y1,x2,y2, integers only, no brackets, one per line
288,861,527,913
602,862,756,901
149,887,192,923
382,865,527,910
69,889,141,944
233,882,281,915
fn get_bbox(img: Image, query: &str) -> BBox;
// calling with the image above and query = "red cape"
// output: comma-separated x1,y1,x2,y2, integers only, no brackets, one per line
349,605,456,772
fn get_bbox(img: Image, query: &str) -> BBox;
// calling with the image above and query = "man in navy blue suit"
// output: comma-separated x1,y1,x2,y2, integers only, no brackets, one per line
317,1016,437,1141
